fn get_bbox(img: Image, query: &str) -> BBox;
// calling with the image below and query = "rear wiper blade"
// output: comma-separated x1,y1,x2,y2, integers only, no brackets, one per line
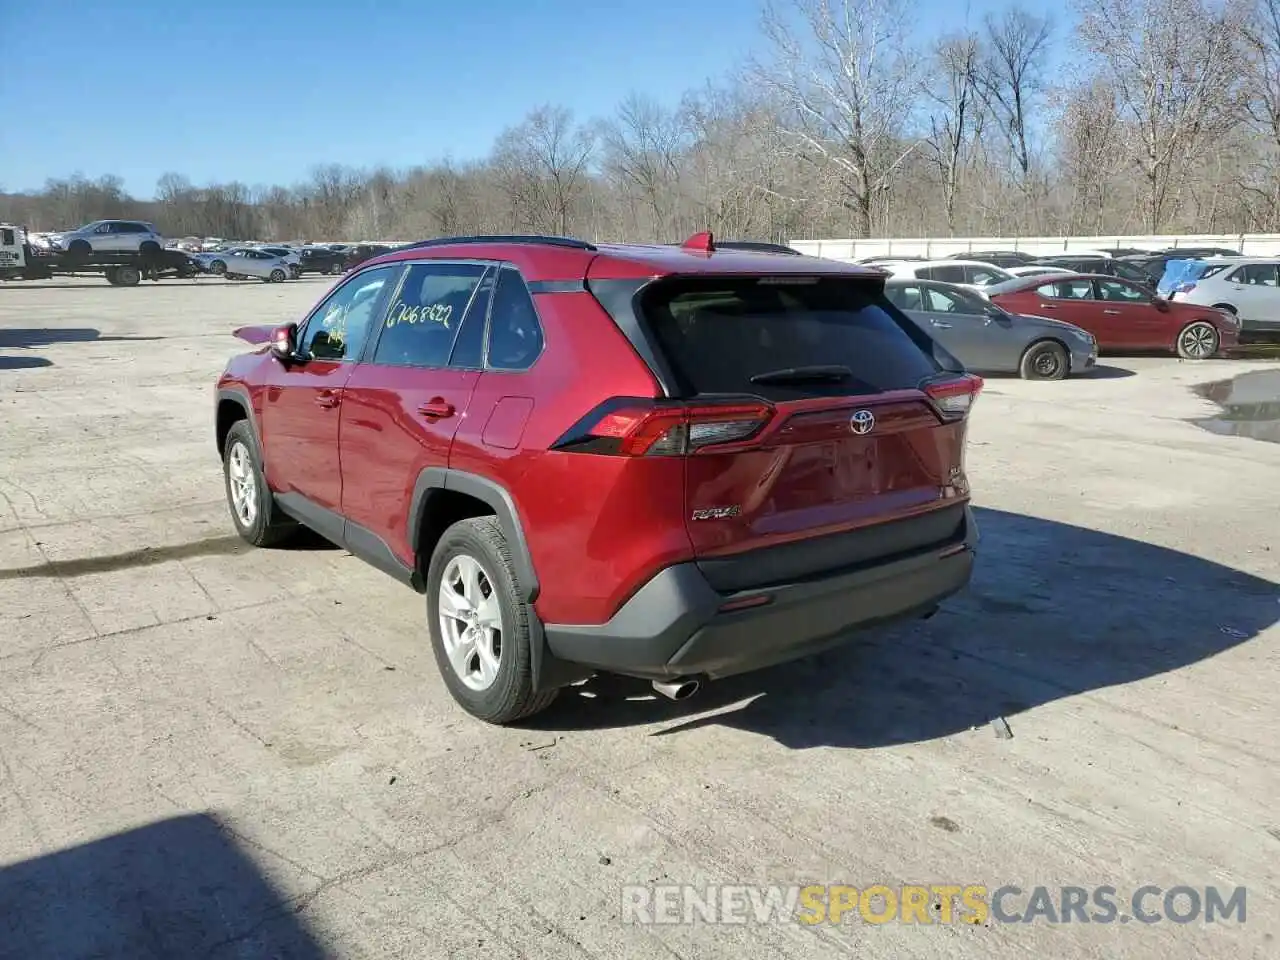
750,364,853,384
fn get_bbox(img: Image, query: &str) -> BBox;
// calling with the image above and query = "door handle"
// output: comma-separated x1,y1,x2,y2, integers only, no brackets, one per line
418,399,455,419
1039,303,1057,309
1103,309,1121,315
931,321,953,328
315,390,340,409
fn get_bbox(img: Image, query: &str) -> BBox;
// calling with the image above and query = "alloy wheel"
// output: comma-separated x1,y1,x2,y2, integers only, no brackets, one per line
438,554,504,691
227,441,257,527
1179,322,1218,360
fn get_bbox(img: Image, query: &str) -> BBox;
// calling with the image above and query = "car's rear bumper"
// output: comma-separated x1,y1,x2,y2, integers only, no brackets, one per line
543,506,977,682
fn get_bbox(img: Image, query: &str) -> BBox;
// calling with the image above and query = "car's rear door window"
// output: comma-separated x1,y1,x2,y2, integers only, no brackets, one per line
371,262,491,368
639,276,943,400
1036,280,1095,299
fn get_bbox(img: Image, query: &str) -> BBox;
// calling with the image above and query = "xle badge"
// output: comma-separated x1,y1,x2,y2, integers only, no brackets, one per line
692,506,741,520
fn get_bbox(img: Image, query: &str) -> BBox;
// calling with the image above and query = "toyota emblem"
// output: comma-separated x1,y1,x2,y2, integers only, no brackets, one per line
849,410,875,435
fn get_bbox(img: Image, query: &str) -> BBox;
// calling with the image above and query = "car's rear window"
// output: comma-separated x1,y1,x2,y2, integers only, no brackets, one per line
639,276,944,400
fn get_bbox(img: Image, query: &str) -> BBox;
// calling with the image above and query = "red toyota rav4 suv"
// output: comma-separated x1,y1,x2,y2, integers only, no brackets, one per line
215,234,981,724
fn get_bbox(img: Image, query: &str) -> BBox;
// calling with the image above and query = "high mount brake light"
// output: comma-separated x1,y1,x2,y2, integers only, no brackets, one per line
554,400,775,456
923,374,983,418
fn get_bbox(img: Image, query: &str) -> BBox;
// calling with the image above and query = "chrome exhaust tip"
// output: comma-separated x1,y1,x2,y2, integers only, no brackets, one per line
652,677,700,701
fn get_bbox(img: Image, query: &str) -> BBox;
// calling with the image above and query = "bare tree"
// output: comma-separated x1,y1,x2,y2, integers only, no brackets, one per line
1077,0,1247,232
599,94,689,239
492,106,596,235
751,0,920,237
975,6,1053,187
1238,0,1280,227
922,33,982,233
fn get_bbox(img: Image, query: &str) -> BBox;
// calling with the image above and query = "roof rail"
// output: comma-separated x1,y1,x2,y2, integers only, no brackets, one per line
404,234,598,252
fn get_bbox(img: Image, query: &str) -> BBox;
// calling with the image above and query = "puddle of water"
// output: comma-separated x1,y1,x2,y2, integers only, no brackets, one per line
1193,369,1280,444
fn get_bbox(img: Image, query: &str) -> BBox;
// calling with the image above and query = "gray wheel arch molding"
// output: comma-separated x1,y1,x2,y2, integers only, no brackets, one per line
409,468,540,602
215,386,261,456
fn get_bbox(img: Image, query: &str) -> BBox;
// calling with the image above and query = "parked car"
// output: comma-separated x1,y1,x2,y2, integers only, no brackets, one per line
1096,247,1152,258
1157,246,1242,258
51,220,164,255
1032,255,1156,285
343,243,394,271
985,273,1239,359
858,255,926,264
296,246,348,275
879,259,1016,290
884,279,1096,380
946,250,1036,268
1166,258,1280,334
1006,265,1074,279
254,245,303,278
214,233,982,723
195,247,293,282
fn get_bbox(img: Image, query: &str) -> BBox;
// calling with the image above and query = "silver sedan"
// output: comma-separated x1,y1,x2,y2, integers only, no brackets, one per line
195,247,293,282
884,278,1098,380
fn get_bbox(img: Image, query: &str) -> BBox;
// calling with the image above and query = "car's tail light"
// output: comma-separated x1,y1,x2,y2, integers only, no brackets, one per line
923,374,983,419
553,399,774,456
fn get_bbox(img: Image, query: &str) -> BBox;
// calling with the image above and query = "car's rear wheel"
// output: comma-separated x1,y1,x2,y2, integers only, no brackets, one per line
426,517,558,724
211,259,227,275
139,240,160,255
222,421,295,547
112,265,141,287
1176,321,1219,360
269,268,286,283
68,239,91,257
327,263,341,275
1019,340,1069,381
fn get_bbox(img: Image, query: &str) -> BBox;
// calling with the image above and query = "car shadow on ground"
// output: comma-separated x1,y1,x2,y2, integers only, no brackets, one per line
977,364,1136,381
0,355,54,370
0,328,166,349
0,813,328,959
530,506,1278,747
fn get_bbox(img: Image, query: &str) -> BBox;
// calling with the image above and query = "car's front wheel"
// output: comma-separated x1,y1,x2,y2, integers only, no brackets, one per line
268,268,286,283
1019,340,1069,381
1176,321,1219,360
426,517,558,724
222,421,295,547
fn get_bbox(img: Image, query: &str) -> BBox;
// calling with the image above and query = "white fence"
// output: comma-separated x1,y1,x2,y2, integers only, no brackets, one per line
787,234,1280,261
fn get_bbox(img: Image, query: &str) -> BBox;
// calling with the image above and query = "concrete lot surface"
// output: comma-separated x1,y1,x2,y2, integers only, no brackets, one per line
1,276,1278,959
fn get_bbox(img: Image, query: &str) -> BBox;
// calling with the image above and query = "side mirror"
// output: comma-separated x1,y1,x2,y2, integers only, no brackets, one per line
270,323,298,360
1153,297,1170,312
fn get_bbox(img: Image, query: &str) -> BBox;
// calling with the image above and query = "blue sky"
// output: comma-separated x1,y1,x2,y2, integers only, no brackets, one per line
1,0,1024,198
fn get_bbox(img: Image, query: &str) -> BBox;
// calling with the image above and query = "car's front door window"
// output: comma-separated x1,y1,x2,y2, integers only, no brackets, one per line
298,266,401,362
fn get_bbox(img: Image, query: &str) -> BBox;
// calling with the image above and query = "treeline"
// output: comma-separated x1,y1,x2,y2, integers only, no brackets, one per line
5,0,1280,242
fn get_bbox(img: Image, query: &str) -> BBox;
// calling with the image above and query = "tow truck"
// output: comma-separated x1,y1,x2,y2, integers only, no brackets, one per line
0,223,203,286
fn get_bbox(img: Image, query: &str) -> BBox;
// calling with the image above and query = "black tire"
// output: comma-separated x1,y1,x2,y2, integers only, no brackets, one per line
221,421,296,547
326,263,340,275
104,267,121,286
1019,340,1069,381
113,265,142,287
1176,321,1220,360
139,240,161,255
211,260,227,275
426,517,558,724
269,268,286,283
68,239,91,257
